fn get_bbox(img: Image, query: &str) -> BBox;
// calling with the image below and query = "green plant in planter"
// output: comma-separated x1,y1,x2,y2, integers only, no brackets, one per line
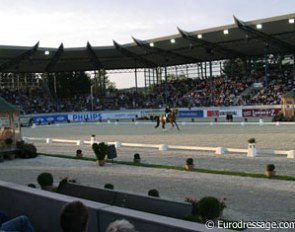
76,149,83,158
133,153,141,163
186,158,194,165
248,138,256,143
266,164,275,171
185,158,194,170
198,196,221,222
16,141,38,158
265,164,276,177
92,142,108,166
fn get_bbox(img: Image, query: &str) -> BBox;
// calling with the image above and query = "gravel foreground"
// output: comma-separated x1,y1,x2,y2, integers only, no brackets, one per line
1,122,295,231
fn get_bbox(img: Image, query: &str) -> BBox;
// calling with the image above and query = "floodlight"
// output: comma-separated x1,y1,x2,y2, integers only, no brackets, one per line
256,24,262,29
289,18,295,24
149,42,154,47
223,29,229,35
44,50,50,55
197,34,202,39
170,38,175,44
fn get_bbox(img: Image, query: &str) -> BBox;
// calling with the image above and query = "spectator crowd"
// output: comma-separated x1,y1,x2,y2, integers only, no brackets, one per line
0,71,293,114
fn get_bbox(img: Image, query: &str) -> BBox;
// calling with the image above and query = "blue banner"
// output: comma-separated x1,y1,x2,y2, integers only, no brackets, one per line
178,110,204,118
33,114,69,123
69,112,102,121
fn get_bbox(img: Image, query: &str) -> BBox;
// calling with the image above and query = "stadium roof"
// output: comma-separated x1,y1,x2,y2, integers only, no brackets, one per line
0,13,294,73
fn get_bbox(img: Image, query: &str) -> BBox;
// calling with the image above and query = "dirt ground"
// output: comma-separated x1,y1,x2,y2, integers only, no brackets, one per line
1,122,295,231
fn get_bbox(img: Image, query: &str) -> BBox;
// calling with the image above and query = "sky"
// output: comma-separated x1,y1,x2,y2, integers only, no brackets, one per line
0,0,294,88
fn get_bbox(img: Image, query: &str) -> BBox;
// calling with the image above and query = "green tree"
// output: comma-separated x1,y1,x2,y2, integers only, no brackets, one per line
47,71,91,98
222,58,245,76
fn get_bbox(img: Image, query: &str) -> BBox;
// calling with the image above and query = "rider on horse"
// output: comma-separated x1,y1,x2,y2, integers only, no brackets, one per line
165,105,171,121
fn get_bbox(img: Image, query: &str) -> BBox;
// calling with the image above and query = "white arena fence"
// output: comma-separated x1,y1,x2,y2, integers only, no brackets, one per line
23,121,295,159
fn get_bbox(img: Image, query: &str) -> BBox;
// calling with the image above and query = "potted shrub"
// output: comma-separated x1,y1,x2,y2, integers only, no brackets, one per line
185,158,194,170
76,149,83,158
265,164,276,177
92,142,108,166
16,141,38,158
133,153,141,163
37,172,54,191
247,138,257,157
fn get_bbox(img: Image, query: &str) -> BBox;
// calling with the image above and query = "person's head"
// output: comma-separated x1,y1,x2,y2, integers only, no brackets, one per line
60,201,89,232
105,219,136,232
148,189,160,197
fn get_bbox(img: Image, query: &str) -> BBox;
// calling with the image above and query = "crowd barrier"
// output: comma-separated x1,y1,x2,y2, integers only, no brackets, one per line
0,180,218,232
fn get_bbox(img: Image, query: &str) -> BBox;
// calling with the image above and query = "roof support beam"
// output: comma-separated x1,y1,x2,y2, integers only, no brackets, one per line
234,16,295,52
177,27,245,58
0,42,39,72
86,42,104,70
45,43,64,73
113,40,158,68
132,37,200,64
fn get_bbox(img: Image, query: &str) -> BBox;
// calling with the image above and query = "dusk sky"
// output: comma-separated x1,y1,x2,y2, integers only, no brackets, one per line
0,0,294,88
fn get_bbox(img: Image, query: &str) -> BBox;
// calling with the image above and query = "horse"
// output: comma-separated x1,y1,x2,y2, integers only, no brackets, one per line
155,109,180,130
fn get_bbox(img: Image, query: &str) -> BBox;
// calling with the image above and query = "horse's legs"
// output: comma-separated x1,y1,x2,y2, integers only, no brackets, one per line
174,121,180,130
162,121,165,129
155,117,160,128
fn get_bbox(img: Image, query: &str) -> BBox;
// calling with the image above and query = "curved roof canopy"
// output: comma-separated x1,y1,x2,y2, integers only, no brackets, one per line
0,13,294,73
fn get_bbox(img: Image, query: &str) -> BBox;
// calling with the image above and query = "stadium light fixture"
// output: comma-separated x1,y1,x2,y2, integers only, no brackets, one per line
44,50,50,55
223,29,229,35
170,38,175,44
289,18,295,24
256,24,262,29
197,34,202,39
149,42,154,47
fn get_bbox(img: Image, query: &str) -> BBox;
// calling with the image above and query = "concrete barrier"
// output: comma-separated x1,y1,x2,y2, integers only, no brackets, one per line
58,182,192,219
0,180,228,232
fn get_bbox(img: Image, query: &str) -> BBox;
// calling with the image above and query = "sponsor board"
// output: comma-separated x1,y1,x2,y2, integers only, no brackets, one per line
68,112,102,121
178,110,204,118
242,108,280,117
207,110,219,117
33,114,68,123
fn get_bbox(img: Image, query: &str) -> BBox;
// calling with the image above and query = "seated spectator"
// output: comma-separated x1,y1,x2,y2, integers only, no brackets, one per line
0,215,34,232
60,201,89,232
105,219,136,232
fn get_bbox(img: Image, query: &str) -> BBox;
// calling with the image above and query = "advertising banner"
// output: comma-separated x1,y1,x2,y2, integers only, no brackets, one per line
33,114,68,124
68,112,102,121
242,108,280,117
178,110,204,118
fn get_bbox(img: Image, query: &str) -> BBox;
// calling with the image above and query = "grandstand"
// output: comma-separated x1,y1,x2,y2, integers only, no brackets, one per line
0,13,294,115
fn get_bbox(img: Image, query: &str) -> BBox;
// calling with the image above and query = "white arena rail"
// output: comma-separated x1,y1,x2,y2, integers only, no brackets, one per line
22,136,295,159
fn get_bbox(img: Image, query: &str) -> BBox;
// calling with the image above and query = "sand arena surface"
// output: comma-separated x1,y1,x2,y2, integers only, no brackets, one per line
1,122,295,230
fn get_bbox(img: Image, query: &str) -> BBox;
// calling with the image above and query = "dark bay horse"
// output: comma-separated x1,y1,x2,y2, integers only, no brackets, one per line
155,109,180,130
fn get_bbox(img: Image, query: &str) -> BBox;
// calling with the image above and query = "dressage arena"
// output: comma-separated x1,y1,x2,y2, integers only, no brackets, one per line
1,121,295,227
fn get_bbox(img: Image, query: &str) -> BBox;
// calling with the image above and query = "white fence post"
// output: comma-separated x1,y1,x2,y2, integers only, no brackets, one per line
216,147,225,155
247,143,257,157
287,150,295,159
159,144,168,151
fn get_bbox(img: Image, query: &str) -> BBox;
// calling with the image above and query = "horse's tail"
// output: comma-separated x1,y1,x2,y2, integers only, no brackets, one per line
154,116,160,128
